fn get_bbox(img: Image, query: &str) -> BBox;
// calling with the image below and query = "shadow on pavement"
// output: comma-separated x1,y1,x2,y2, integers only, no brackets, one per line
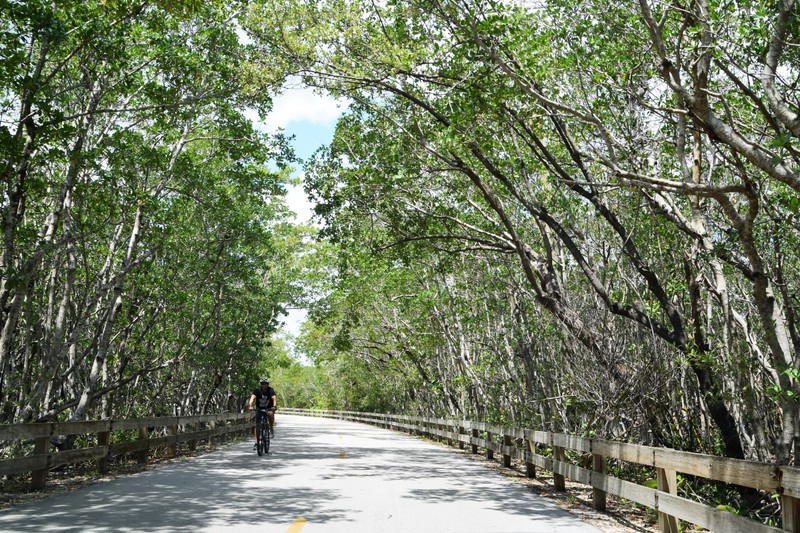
0,415,599,533
0,416,352,532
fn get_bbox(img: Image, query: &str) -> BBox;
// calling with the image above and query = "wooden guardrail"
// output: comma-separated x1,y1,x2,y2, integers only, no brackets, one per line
284,408,800,533
0,412,252,490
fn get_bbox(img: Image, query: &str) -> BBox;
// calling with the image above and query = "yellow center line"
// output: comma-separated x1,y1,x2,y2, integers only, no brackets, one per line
285,517,307,533
339,450,346,459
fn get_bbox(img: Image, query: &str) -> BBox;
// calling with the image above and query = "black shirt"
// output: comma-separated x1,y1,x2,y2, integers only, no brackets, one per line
252,387,276,409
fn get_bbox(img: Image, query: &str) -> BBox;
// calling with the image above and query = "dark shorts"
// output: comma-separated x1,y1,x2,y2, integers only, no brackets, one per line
255,409,273,425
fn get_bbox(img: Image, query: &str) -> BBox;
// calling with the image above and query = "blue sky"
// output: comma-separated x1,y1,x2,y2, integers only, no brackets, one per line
259,87,345,344
284,119,338,160
281,119,337,225
260,86,344,225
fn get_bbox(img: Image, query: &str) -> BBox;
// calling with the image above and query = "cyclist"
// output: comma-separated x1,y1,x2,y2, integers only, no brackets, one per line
249,378,277,449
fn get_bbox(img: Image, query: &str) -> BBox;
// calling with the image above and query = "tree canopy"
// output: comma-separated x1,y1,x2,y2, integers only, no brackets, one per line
2,0,798,480
0,0,303,423
242,0,800,468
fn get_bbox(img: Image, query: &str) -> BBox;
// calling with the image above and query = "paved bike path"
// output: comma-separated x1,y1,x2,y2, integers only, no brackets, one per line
0,414,602,532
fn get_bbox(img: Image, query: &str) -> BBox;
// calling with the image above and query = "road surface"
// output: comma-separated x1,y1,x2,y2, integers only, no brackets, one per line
0,414,603,532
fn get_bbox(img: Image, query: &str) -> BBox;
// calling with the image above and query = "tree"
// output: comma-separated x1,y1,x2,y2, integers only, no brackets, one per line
246,0,799,463
0,0,298,423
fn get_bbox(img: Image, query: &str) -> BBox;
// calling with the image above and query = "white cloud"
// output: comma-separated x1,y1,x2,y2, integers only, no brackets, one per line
286,182,314,224
264,86,344,132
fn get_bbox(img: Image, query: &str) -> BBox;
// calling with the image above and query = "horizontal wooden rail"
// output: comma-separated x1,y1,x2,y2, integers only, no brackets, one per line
0,412,252,489
284,408,800,533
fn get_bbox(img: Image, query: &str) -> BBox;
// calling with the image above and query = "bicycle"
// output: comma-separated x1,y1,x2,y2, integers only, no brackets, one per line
254,407,273,456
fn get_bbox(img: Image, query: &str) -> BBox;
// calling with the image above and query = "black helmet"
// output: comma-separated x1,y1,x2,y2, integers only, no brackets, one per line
259,377,269,384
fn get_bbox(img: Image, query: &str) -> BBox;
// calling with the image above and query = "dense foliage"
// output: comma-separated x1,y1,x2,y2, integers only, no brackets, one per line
3,0,799,488
244,0,800,470
0,0,302,423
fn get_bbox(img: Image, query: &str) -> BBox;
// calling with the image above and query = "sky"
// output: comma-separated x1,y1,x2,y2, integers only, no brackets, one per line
259,86,345,342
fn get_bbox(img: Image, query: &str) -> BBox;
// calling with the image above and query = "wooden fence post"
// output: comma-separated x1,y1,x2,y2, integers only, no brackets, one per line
553,445,566,492
657,467,679,533
31,435,49,490
137,426,149,464
486,430,494,460
189,420,198,452
781,494,800,533
503,434,512,468
208,420,216,447
471,428,479,454
592,453,606,512
97,429,110,474
458,424,465,450
167,423,177,457
526,437,536,479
